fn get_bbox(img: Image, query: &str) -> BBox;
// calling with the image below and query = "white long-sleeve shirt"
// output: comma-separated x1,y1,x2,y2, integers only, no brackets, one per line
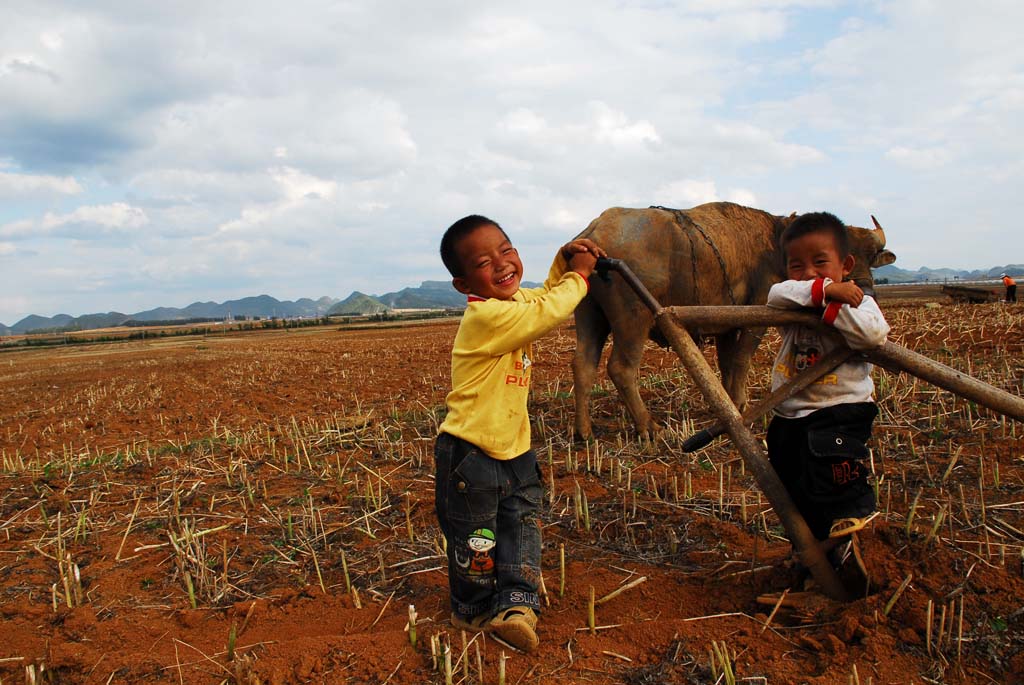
767,277,890,418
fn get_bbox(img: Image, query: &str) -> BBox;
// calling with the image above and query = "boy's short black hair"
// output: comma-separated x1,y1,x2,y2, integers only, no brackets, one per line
780,211,850,257
440,214,510,278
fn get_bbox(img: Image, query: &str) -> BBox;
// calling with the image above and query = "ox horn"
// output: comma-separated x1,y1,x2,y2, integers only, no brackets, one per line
870,215,886,247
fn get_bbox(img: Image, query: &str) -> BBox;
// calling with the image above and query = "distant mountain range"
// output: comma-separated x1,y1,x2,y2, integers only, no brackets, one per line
1,281,477,335
874,263,1023,284
329,280,469,314
3,295,341,335
3,264,1021,335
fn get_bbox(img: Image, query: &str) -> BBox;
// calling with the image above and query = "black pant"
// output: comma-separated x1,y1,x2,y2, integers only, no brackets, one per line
1007,284,1017,303
767,403,877,540
434,433,542,619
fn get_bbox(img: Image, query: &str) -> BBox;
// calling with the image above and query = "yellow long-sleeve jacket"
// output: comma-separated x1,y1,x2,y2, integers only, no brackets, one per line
438,255,588,460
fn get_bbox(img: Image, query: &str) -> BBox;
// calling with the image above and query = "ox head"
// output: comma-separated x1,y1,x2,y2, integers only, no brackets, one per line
845,215,896,295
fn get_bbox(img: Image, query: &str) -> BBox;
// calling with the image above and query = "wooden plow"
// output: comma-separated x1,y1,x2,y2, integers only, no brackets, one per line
595,257,1024,602
940,283,1000,304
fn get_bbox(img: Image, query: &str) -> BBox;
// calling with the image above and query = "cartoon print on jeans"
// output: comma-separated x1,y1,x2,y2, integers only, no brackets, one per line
466,528,495,575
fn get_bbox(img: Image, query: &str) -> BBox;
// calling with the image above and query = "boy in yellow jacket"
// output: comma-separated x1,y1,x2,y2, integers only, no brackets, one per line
435,214,602,652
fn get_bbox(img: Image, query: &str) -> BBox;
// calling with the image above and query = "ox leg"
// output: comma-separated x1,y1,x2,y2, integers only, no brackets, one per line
716,327,765,412
573,300,610,440
607,331,658,438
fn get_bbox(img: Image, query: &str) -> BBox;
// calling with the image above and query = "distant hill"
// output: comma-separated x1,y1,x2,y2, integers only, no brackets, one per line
874,263,1024,283
376,280,467,309
73,312,132,330
372,279,541,310
8,281,488,334
11,295,340,334
328,292,390,316
326,281,470,315
132,295,338,321
12,313,76,333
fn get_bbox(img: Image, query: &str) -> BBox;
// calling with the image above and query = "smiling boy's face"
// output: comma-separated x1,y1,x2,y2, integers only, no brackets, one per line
452,223,523,301
784,229,854,284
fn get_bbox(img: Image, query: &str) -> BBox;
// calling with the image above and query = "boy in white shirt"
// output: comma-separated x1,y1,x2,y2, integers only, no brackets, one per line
766,212,890,563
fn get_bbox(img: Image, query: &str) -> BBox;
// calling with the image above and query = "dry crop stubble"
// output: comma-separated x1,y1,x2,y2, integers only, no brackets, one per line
0,305,1022,684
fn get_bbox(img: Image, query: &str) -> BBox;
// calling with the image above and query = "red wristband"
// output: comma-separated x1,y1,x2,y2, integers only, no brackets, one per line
811,278,826,307
823,301,842,325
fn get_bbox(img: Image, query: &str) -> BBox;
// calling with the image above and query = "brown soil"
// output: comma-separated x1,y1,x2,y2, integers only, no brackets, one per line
1,302,1023,684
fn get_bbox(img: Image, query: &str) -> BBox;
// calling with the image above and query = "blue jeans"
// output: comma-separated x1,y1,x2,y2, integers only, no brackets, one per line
434,433,542,619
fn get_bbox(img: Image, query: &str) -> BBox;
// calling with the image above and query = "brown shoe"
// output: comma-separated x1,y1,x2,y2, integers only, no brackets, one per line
490,606,539,653
451,611,493,633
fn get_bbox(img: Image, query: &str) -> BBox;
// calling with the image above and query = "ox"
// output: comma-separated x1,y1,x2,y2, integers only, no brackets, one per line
572,202,895,439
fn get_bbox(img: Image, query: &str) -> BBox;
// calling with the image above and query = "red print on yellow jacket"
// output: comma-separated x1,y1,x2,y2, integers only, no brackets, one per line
505,352,532,388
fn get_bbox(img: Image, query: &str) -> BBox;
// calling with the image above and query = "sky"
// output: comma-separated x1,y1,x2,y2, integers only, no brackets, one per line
2,1,1023,324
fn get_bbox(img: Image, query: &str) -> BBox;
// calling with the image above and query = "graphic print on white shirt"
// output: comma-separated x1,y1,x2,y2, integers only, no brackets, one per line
792,327,822,371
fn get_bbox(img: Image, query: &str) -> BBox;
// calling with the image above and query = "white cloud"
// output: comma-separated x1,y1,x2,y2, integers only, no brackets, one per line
272,167,337,203
588,102,661,146
709,122,825,166
0,219,35,239
0,292,33,325
500,108,547,136
0,170,82,197
495,102,662,151
42,203,148,231
40,31,64,51
128,168,279,207
1,54,61,83
547,207,583,229
727,188,759,206
685,0,835,10
656,179,720,206
885,146,952,171
214,167,340,236
653,180,759,209
776,181,881,225
1,203,148,240
138,254,219,284
130,89,418,180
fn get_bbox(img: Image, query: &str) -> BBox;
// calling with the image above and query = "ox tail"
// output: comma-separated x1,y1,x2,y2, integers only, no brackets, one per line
573,295,611,371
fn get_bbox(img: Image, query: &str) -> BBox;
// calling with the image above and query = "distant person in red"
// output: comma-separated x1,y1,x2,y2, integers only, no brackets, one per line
1002,273,1017,303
